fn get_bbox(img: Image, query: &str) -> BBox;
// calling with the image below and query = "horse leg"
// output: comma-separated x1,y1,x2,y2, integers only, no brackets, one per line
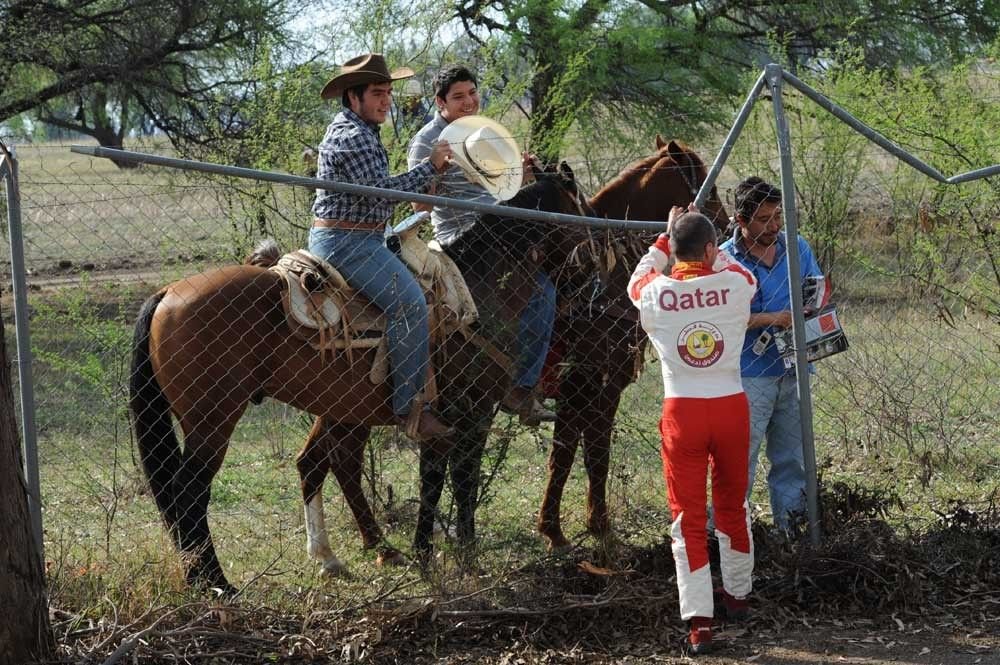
449,411,490,549
582,390,621,538
414,439,449,560
538,405,582,551
323,421,406,566
580,331,634,539
173,409,243,593
295,417,347,577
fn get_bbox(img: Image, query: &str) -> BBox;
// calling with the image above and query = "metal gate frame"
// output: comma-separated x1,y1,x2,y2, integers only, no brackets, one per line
1,140,44,558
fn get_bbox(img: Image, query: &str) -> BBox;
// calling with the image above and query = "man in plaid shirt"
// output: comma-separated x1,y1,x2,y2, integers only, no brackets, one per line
310,53,453,441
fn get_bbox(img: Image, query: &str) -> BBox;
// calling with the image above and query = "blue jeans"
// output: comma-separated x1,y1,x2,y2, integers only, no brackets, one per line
744,374,806,529
514,270,556,389
308,228,428,416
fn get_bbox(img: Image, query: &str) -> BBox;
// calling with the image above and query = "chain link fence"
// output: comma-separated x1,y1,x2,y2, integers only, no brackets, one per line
0,65,998,658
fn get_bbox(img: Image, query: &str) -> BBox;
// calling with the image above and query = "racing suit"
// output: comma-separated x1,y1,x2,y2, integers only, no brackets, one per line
628,234,757,619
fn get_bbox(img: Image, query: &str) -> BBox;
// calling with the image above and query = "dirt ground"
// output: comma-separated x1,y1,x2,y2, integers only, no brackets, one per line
374,621,999,664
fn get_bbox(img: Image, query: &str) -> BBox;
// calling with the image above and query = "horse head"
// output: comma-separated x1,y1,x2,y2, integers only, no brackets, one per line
497,161,597,269
559,138,731,317
650,135,729,235
519,160,595,219
508,162,613,299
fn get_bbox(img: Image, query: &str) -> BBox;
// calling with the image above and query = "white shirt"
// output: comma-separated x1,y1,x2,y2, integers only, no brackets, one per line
628,236,758,399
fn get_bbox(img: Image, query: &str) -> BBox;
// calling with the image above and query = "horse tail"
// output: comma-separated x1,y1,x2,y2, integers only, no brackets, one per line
244,238,281,268
129,290,180,530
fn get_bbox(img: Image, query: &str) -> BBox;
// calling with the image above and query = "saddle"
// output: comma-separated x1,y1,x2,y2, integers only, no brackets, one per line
269,233,487,387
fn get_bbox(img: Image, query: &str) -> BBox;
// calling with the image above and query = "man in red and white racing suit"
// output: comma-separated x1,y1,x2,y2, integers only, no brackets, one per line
628,207,758,655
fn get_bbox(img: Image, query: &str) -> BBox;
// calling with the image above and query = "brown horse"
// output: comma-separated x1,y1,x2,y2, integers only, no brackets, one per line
535,137,729,550
129,171,590,590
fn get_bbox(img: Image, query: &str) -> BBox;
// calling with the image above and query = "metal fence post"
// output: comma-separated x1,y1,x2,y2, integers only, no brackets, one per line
764,63,821,546
0,143,44,558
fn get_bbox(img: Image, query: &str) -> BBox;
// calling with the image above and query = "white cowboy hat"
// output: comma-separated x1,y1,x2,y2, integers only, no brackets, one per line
439,115,522,201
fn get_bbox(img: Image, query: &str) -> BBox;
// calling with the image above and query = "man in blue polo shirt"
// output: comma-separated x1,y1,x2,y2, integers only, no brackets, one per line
719,177,823,532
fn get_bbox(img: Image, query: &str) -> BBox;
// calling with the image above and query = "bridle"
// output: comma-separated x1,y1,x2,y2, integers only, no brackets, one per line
671,155,701,201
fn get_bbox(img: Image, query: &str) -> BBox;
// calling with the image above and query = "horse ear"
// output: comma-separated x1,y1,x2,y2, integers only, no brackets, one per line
559,160,575,181
667,139,685,160
655,134,667,150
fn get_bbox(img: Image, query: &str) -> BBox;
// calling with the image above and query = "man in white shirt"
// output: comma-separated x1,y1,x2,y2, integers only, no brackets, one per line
628,205,758,655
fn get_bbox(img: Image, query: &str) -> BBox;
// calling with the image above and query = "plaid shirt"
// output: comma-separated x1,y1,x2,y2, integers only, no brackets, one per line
312,108,436,224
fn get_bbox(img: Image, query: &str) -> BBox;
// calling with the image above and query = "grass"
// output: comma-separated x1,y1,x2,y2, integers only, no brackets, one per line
5,141,312,275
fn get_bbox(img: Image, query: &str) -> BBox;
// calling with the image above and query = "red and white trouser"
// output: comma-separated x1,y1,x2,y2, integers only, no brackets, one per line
659,392,754,619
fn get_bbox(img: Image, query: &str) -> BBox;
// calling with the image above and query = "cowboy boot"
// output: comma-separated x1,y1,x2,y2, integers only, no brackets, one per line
500,385,556,426
396,407,454,441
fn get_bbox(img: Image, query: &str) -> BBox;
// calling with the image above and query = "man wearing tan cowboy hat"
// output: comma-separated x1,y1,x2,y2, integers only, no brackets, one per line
407,64,556,426
310,53,454,441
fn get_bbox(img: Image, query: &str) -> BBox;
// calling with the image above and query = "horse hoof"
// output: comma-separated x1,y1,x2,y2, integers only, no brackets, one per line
376,548,408,567
432,519,456,540
547,540,573,554
540,529,571,553
320,559,350,578
587,521,610,537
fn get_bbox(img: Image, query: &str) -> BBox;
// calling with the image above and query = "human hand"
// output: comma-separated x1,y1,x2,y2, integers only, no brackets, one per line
770,311,793,328
667,205,685,235
521,152,541,184
429,140,452,172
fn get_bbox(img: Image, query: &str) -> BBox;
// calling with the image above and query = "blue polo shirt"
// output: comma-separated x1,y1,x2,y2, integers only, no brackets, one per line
719,229,822,377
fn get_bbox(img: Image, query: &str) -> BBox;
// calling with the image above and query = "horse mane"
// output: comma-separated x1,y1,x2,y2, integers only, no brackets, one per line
503,170,575,213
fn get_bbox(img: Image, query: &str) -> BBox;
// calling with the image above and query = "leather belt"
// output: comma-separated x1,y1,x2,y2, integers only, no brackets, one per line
313,218,385,231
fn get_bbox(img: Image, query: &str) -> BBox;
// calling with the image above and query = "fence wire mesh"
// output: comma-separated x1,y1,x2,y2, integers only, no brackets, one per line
1,98,998,657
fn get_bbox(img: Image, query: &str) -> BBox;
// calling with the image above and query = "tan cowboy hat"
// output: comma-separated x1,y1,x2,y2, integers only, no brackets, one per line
320,53,415,100
439,115,523,201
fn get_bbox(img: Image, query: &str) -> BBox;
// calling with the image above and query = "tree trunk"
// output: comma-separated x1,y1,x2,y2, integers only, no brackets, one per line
0,305,53,664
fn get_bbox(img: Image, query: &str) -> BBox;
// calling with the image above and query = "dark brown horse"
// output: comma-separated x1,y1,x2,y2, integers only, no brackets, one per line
292,164,596,572
295,139,727,565
129,171,590,590
299,137,728,572
536,137,729,550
